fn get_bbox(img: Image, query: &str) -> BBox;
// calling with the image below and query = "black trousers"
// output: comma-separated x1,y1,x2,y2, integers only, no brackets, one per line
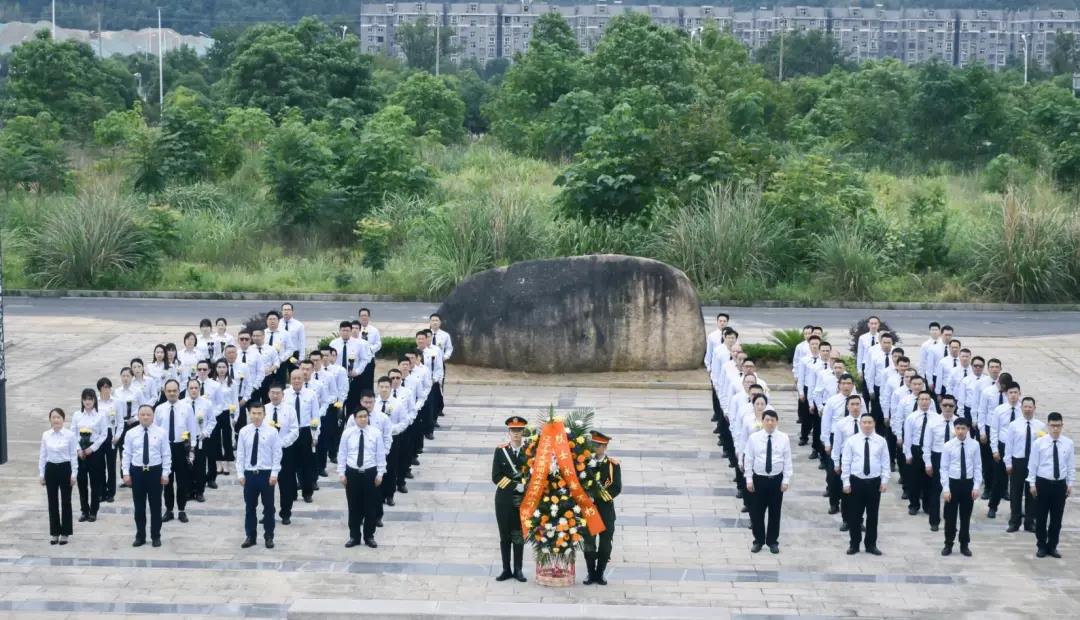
163,443,190,512
76,449,104,516
131,465,164,541
750,474,784,546
848,476,882,549
424,384,443,435
710,386,721,422
295,428,315,498
798,390,811,441
827,459,843,511
316,405,339,471
191,445,209,496
979,428,994,492
1034,477,1067,552
907,446,927,511
213,411,233,462
925,452,942,526
345,467,380,541
990,442,1009,509
278,445,297,518
583,512,615,563
944,478,974,546
1009,457,1034,528
103,430,117,499
243,470,275,540
44,462,73,536
383,438,402,501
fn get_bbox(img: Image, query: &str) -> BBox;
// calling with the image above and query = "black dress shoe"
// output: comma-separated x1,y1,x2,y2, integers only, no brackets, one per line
105,496,115,503
740,505,748,513
798,438,808,446
313,483,320,491
50,537,59,545
433,422,442,429
133,538,145,547
839,522,849,532
281,517,291,525
87,514,97,522
58,537,67,545
941,545,952,556
1024,524,1036,533
846,546,859,555
821,490,829,497
221,470,230,475
318,470,328,478
1036,549,1048,558
241,538,256,549
960,545,972,557
365,539,378,548
195,494,206,503
987,508,997,518
151,539,161,548
513,571,527,583
495,571,513,582
865,546,882,556
385,497,395,507
303,495,313,503
808,451,819,460
404,472,415,479
901,492,909,500
583,573,598,585
178,512,189,523
424,433,435,440
265,539,275,549
908,507,919,516
345,538,358,548
828,506,840,515
206,481,218,489
1049,550,1062,559
397,485,408,494
162,511,174,523
1006,524,1020,533
411,458,420,466
751,543,763,553
980,490,989,500
376,519,384,527
735,489,743,499
930,524,939,532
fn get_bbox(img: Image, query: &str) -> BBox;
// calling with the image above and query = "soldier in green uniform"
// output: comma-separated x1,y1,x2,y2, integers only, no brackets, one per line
584,431,622,585
492,416,527,583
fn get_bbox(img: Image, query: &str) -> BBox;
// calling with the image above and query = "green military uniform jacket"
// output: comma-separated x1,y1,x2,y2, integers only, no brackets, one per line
589,456,622,525
492,443,525,506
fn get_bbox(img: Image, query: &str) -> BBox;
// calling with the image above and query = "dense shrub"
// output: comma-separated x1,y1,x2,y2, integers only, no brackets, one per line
813,226,888,301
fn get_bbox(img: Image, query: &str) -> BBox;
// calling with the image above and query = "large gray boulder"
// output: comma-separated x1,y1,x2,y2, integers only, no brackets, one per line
436,255,705,373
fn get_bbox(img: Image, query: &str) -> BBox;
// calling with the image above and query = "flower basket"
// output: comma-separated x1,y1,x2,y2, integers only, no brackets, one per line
536,552,576,587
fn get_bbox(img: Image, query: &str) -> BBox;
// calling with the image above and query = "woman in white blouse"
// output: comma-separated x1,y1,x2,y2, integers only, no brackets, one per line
214,318,235,356
72,389,108,523
146,345,169,402
211,359,238,476
129,358,156,408
40,407,78,545
178,332,201,380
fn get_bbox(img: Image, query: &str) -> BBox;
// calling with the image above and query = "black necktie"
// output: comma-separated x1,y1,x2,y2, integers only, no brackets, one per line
944,421,950,444
765,435,773,474
200,382,204,396
295,393,301,426
863,437,871,476
393,389,397,398
1053,440,1061,479
285,320,290,331
342,342,348,367
963,368,968,378
229,364,235,380
885,356,890,368
1024,421,1031,457
1011,406,1016,423
273,406,279,424
998,392,1004,405
357,430,365,469
853,419,858,435
269,332,275,346
242,351,247,363
381,402,386,413
959,439,967,480
250,428,259,467
919,413,928,447
169,405,176,442
126,401,132,420
143,429,150,466
870,335,876,346
953,358,957,367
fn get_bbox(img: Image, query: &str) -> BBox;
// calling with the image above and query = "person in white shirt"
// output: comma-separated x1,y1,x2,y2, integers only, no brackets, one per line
263,384,300,524
830,395,865,530
358,307,384,358
111,367,140,489
145,344,168,396
865,332,896,424
903,390,942,521
934,338,962,398
122,404,171,547
129,358,156,408
928,325,954,392
95,377,120,503
285,369,319,502
265,310,297,385
841,413,891,555
338,407,387,548
154,380,198,523
790,325,813,385
404,351,433,458
331,321,371,412
989,381,1022,518
976,365,1007,498
1004,396,1046,533
796,336,825,450
703,312,730,374
880,354,909,468
236,402,282,549
318,346,350,467
213,317,235,354
855,316,883,397
374,376,409,508
73,389,108,522
386,368,417,496
281,302,306,361
417,330,445,441
251,327,282,403
744,410,792,554
1027,412,1074,558
957,355,990,421
40,407,78,545
923,395,962,532
182,378,217,502
918,321,942,382
945,348,973,400
938,416,981,556
430,312,452,392
177,332,202,381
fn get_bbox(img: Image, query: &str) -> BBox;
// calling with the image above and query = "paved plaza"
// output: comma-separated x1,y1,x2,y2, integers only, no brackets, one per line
1,299,1079,618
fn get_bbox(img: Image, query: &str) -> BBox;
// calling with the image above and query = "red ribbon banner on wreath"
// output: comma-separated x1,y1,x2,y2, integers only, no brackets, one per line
519,420,607,539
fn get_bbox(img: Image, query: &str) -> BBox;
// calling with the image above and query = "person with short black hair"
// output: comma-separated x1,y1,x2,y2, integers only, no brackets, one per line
903,390,942,522
331,321,370,412
338,407,386,549
493,416,527,582
976,366,1008,499
1028,412,1074,558
939,417,980,556
919,322,942,380
264,384,299,524
40,408,78,545
989,382,1023,518
280,303,306,362
417,330,444,438
96,377,120,503
153,379,197,523
584,431,621,585
123,404,171,547
181,378,217,503
1003,396,1045,533
841,414,890,555
236,402,282,549
829,394,865,530
745,410,792,554
73,389,108,523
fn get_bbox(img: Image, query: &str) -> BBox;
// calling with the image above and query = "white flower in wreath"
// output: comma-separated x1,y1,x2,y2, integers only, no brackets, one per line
570,527,578,535
563,547,573,555
558,518,568,525
546,531,555,539
588,458,597,468
573,506,581,514
579,471,586,479
534,510,541,517
573,420,583,427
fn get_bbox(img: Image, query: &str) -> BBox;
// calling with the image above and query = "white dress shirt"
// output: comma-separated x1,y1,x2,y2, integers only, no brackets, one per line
867,347,894,391
903,410,943,459
282,317,306,358
946,363,971,400
320,364,349,403
337,425,387,475
976,383,1005,430
421,345,445,383
181,396,218,445
841,432,892,485
71,409,109,452
265,401,301,448
919,338,941,378
97,397,119,437
856,331,881,378
991,403,1022,451
121,423,172,477
285,387,318,428
939,437,981,487
1003,417,1047,466
431,329,453,361
254,344,281,383
1026,435,1076,487
111,386,140,436
153,401,198,445
265,327,298,360
39,428,79,480
330,336,372,377
830,415,863,469
958,373,991,416
704,329,724,371
236,346,264,394
934,355,960,393
923,415,960,454
359,323,383,355
235,422,283,477
791,341,810,378
744,429,793,484
374,396,410,435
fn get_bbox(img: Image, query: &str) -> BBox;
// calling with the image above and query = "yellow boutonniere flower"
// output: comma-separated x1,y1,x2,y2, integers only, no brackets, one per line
310,419,320,429
334,400,344,409
576,436,585,445
181,431,190,441
289,356,298,364
79,427,92,434
1037,430,1047,438
228,403,237,412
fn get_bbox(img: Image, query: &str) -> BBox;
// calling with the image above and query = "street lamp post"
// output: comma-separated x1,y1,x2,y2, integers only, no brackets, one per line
341,25,348,40
778,18,787,81
134,72,143,100
1020,33,1029,85
0,231,8,465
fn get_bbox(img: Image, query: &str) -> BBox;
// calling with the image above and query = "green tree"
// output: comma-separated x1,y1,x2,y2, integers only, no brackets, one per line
388,72,466,144
910,62,1010,163
0,112,71,192
2,31,136,138
586,13,695,105
396,17,455,74
263,116,334,226
755,30,850,81
454,68,493,134
157,86,222,185
531,89,605,160
93,104,148,149
222,106,274,152
1050,32,1079,76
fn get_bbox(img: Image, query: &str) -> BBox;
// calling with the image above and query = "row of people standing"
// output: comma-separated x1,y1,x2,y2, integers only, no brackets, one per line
39,305,456,549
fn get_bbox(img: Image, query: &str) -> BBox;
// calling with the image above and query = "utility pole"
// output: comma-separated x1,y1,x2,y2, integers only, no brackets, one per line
1021,33,1029,85
146,29,151,60
158,7,164,106
778,18,786,81
51,0,56,38
97,12,103,57
0,232,7,466
434,13,441,76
